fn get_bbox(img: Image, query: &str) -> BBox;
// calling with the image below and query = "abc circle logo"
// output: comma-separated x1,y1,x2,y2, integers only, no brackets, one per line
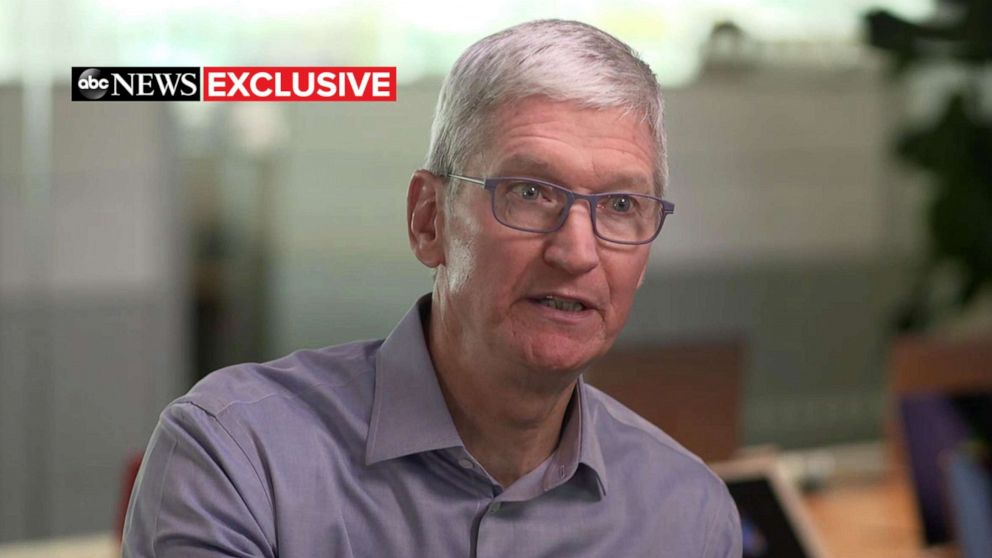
77,68,109,100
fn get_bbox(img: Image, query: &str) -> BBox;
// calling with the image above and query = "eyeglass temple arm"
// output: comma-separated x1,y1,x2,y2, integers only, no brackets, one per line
446,174,485,186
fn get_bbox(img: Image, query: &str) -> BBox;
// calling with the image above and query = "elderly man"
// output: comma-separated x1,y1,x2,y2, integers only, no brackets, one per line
123,19,741,557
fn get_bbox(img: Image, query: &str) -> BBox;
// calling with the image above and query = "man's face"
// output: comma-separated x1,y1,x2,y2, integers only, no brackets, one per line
434,96,656,377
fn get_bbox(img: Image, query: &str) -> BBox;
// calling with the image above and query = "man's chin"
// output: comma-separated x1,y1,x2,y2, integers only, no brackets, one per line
516,337,606,376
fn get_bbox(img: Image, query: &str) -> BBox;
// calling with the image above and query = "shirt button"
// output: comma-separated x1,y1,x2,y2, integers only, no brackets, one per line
457,458,474,469
488,502,501,513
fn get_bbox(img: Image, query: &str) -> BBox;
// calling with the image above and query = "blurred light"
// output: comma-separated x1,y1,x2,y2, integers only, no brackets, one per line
1,0,933,86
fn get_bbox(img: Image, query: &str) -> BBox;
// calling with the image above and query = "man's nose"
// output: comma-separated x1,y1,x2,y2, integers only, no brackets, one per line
542,202,600,275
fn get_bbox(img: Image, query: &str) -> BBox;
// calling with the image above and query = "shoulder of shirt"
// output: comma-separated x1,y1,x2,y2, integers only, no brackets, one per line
583,382,735,525
583,382,716,474
172,338,384,418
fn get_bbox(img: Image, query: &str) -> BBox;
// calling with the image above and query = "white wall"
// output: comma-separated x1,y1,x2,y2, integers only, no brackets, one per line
657,60,923,270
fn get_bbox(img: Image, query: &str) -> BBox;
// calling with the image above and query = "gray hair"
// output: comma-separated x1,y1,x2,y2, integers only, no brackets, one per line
425,19,668,200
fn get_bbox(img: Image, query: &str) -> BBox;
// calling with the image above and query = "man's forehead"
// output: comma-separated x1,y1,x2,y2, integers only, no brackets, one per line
476,98,658,192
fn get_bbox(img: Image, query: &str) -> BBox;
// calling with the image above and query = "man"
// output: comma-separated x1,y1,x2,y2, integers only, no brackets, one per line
123,19,741,557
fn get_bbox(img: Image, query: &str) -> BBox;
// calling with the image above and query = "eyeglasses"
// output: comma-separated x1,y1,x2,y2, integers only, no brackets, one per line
446,174,675,245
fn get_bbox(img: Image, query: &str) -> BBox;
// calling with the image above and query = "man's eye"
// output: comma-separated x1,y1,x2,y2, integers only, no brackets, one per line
607,195,635,213
511,183,543,201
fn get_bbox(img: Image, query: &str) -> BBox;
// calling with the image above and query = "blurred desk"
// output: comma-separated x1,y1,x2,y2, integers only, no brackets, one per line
0,533,117,558
803,470,956,558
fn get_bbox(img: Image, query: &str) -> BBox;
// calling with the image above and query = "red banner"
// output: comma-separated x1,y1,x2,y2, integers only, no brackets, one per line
202,67,397,102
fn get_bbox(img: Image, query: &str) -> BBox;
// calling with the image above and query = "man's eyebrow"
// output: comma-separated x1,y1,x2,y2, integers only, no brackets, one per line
496,154,554,175
495,154,653,193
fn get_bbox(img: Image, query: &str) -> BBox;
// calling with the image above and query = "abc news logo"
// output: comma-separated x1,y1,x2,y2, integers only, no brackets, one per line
72,67,199,101
72,67,397,102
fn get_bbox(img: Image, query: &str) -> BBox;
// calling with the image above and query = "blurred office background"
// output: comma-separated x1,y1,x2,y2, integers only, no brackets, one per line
2,0,991,556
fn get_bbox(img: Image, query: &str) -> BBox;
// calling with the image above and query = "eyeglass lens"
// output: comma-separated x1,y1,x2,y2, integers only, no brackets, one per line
491,179,663,243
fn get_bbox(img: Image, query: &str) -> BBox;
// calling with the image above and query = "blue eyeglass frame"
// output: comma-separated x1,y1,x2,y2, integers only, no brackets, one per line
445,174,675,245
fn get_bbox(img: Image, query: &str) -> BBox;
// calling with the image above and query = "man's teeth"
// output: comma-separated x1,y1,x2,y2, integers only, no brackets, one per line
539,296,585,312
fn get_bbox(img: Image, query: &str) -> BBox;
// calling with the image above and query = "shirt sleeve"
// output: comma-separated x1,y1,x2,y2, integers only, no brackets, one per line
703,487,743,558
122,402,276,558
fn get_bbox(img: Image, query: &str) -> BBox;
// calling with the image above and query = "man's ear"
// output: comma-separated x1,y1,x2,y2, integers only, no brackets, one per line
407,170,445,269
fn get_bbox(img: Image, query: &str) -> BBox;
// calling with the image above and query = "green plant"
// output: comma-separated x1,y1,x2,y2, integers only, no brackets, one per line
865,0,992,332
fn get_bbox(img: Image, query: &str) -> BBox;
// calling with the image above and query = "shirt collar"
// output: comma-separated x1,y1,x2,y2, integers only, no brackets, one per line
365,295,463,465
365,294,608,497
548,375,608,497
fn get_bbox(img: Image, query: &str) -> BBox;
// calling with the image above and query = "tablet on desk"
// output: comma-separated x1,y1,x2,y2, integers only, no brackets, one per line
712,456,826,558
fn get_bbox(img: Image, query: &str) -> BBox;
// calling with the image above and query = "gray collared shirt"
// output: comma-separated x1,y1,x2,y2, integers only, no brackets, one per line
123,295,741,557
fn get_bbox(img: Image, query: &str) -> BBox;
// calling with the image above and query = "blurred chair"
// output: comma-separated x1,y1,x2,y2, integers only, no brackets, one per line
891,335,992,395
945,444,992,558
889,334,992,547
585,338,744,462
116,453,144,540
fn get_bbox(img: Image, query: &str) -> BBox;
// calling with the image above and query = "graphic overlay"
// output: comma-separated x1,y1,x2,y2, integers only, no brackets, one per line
201,67,396,101
71,67,200,101
72,67,397,102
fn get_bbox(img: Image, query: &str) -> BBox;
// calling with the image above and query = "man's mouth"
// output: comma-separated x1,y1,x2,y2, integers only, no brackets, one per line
534,295,587,312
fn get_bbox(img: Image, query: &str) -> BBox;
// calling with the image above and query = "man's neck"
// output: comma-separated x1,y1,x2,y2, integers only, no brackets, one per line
425,303,578,488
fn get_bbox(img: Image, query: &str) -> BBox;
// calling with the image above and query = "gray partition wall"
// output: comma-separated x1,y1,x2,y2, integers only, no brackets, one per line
0,85,187,542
